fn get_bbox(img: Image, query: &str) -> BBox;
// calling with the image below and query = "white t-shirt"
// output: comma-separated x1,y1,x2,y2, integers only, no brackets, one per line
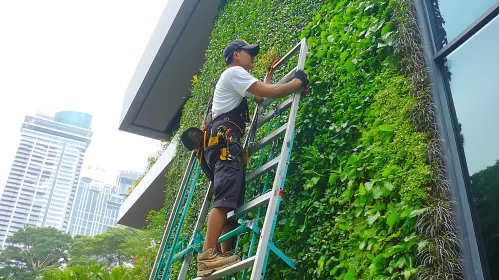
212,66,258,118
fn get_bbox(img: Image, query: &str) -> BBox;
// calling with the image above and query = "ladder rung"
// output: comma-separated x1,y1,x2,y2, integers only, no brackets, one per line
192,256,256,280
256,98,293,129
248,125,287,156
245,157,279,184
227,191,272,224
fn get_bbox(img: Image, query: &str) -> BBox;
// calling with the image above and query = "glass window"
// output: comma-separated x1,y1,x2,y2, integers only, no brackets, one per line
433,0,498,46
445,15,499,278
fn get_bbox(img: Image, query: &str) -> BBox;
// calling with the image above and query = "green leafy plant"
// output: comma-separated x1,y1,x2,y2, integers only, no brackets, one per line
144,0,462,279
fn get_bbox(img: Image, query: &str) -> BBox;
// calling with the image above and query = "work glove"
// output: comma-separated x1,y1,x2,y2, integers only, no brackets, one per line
293,70,309,88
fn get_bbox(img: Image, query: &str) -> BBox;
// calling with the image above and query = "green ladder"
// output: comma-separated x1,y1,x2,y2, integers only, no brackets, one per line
150,38,308,280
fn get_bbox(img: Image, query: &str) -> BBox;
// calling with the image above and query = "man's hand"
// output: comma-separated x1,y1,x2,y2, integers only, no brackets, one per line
253,95,263,104
267,58,280,74
293,70,309,88
265,57,280,83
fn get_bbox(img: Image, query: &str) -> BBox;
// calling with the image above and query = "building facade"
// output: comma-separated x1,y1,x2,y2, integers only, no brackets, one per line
66,177,124,237
115,170,141,197
0,111,92,248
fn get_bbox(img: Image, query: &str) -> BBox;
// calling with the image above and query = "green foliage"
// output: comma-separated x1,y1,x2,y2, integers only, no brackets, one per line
43,226,156,279
261,0,435,277
68,226,149,268
150,0,459,279
42,261,136,280
0,226,72,280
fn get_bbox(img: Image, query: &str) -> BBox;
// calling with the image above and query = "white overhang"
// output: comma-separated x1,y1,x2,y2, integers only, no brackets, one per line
119,0,221,139
118,141,177,228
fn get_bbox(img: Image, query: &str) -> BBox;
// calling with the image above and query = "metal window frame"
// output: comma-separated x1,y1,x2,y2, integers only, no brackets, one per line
413,0,497,279
434,2,499,61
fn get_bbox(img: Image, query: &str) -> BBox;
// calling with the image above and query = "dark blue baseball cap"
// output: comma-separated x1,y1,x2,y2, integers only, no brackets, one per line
223,40,260,63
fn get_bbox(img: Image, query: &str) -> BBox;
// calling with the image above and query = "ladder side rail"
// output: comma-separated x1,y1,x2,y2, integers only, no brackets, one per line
250,38,307,280
177,184,214,279
271,40,302,71
150,152,197,280
162,165,203,278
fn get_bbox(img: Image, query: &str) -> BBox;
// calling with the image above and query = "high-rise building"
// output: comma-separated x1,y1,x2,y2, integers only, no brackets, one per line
115,170,141,196
0,111,92,248
66,177,123,237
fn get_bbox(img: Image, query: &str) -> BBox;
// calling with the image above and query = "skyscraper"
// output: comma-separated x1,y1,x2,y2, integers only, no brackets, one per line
0,111,92,248
66,177,124,237
115,170,141,197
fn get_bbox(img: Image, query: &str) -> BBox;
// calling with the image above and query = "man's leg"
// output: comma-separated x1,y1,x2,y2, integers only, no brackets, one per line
203,207,229,251
197,144,243,277
198,207,240,277
220,224,236,252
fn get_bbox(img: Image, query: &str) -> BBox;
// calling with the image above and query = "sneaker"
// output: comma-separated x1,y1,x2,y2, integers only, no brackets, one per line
197,247,241,277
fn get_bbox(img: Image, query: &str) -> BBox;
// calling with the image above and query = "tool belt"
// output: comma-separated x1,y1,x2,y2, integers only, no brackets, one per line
197,120,248,165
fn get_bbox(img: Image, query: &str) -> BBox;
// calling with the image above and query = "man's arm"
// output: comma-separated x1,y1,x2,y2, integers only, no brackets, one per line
252,71,274,104
248,78,303,99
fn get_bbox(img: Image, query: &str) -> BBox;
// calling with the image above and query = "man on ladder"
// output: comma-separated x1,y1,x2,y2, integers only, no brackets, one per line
191,39,308,277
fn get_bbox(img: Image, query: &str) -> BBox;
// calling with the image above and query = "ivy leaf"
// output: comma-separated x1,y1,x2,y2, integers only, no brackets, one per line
400,208,411,218
318,255,326,271
329,173,339,185
386,212,399,227
404,268,417,279
378,124,394,132
338,223,349,230
359,183,366,195
299,217,308,233
347,155,359,165
330,262,343,276
383,180,394,191
355,207,363,217
397,257,405,268
367,212,380,225
327,35,334,43
373,254,386,268
344,59,355,72
340,51,349,61
382,166,397,177
345,267,357,280
340,172,348,182
372,187,382,199
304,176,320,190
364,181,374,192
381,23,393,36
316,49,326,59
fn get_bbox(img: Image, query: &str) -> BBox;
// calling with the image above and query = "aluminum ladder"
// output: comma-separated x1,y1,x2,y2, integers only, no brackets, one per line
150,38,308,280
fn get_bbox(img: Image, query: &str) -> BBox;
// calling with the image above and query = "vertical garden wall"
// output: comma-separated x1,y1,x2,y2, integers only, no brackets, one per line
147,0,464,279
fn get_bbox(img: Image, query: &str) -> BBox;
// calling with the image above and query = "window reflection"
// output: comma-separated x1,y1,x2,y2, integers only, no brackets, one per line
446,15,499,278
432,0,498,47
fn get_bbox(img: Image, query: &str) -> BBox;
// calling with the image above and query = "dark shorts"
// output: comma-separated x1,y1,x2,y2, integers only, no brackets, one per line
204,143,246,210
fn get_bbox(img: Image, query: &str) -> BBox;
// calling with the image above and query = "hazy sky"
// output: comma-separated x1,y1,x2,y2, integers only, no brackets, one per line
0,0,169,187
